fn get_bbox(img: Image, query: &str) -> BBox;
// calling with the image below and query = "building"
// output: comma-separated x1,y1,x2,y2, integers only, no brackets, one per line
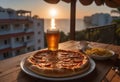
91,13,112,26
32,18,44,50
0,7,44,60
83,16,91,24
84,13,113,26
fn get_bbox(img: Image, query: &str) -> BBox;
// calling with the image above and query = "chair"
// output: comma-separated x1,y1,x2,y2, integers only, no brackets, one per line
103,59,120,82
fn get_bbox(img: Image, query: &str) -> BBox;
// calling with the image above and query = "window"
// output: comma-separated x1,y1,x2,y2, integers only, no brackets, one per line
25,24,29,27
0,24,8,30
38,47,41,50
16,50,20,55
37,23,40,26
27,47,34,51
14,24,20,27
1,26,4,29
27,46,34,51
16,38,19,41
27,47,30,51
38,39,41,43
4,40,8,45
22,37,24,41
3,52,9,58
27,36,30,40
38,31,41,34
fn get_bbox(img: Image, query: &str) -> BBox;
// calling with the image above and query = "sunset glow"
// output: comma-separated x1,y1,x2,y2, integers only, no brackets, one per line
50,8,57,17
0,0,113,19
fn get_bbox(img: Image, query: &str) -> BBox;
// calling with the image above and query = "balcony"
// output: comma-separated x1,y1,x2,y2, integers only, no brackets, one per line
11,41,25,48
24,40,34,47
0,44,11,50
12,29,24,34
24,28,33,33
0,30,11,35
0,29,24,35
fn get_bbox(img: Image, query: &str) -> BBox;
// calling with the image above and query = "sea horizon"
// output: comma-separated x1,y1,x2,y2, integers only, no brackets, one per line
44,18,91,34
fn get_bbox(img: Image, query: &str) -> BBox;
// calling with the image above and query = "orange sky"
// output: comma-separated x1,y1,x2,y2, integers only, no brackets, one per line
0,0,115,19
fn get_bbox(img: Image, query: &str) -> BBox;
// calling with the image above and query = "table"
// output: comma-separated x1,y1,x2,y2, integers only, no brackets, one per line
0,41,120,82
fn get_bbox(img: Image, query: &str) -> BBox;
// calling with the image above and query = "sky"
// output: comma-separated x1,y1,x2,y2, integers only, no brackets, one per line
0,0,116,19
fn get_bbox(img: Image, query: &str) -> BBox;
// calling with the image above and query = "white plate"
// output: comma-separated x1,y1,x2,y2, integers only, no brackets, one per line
90,50,115,60
20,57,96,81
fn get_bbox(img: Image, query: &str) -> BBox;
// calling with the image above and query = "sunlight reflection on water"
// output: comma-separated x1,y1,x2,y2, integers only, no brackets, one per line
44,19,91,34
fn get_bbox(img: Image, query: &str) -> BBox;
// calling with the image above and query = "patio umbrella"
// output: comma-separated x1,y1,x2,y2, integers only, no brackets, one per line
44,0,120,40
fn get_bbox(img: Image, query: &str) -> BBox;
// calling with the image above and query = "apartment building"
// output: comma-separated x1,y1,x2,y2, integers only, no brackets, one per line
84,13,113,26
91,13,112,26
0,7,44,60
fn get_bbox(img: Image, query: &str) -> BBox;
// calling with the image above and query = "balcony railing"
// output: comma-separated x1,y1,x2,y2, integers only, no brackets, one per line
0,28,33,35
0,44,11,49
86,24,117,44
24,40,34,47
24,28,33,33
0,30,11,35
11,42,25,48
75,24,119,45
0,29,24,35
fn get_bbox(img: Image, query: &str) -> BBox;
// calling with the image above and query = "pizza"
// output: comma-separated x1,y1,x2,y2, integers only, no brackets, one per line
24,49,90,77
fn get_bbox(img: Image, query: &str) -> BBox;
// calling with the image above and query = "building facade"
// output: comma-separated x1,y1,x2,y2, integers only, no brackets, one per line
91,13,112,26
0,7,44,60
84,13,113,26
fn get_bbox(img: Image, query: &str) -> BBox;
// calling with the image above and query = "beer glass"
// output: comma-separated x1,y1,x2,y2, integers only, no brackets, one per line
46,29,60,51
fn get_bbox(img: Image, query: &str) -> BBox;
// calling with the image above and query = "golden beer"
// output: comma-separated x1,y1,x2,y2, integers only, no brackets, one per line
46,30,60,51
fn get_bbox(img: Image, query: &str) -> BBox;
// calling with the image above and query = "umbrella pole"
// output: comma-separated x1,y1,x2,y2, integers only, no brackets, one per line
70,0,76,40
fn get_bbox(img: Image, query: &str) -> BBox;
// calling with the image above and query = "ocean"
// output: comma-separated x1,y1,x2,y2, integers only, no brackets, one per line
44,19,91,34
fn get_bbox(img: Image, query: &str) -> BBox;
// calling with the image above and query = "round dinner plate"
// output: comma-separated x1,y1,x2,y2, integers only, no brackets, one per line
20,57,96,81
90,50,115,60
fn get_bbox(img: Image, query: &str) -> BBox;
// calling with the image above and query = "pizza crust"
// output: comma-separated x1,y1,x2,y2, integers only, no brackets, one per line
24,49,90,77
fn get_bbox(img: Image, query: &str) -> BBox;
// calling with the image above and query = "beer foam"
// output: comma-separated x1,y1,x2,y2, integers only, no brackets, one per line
47,29,59,33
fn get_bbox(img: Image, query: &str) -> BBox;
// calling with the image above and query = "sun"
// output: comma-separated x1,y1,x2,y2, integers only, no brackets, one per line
49,8,57,17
